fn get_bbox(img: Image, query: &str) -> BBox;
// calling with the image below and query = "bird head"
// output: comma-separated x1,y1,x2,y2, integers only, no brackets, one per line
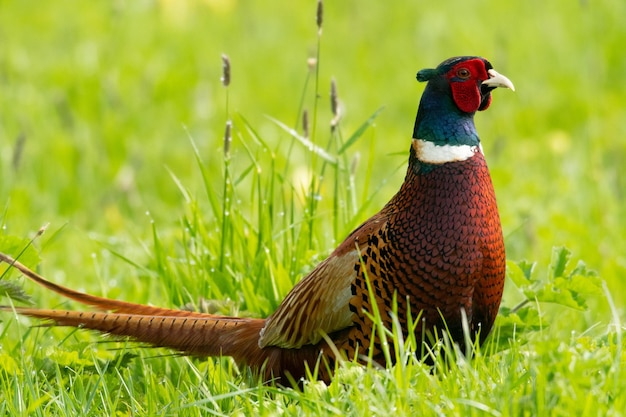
416,56,515,114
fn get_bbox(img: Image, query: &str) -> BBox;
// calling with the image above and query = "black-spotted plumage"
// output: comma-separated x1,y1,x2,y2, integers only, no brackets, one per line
344,144,505,362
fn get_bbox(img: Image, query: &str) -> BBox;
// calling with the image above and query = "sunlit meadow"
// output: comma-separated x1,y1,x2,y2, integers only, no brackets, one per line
1,0,624,415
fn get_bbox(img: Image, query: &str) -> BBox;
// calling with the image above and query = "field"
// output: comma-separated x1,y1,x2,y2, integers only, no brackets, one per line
1,0,625,415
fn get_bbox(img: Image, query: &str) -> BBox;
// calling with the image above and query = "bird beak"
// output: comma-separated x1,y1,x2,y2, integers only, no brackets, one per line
483,69,515,92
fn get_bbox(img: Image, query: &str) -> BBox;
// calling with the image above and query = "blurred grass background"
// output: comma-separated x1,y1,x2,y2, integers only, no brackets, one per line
2,0,624,303
1,0,625,414
0,0,623,355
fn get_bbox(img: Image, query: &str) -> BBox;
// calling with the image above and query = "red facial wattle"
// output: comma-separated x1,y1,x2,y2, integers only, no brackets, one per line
447,58,492,113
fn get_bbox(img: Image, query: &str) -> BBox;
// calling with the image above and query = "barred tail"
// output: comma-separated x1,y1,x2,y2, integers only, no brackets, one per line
3,306,263,356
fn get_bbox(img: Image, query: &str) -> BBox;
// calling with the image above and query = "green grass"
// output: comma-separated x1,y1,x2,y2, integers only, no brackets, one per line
1,0,625,415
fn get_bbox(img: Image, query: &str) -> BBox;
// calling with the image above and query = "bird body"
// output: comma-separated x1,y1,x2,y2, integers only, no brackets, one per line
0,56,513,383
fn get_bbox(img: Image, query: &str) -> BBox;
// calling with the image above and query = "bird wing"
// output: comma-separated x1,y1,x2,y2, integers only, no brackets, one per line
259,214,388,349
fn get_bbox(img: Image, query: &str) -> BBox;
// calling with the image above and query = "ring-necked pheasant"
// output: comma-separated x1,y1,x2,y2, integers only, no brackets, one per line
0,56,514,383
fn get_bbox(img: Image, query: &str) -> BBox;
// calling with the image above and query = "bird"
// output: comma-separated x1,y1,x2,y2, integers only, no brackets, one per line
0,56,514,384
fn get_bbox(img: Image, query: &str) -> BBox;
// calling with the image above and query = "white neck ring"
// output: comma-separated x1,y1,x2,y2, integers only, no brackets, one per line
412,139,482,164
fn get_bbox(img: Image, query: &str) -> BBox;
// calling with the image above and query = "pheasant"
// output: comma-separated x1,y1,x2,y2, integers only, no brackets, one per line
0,56,514,384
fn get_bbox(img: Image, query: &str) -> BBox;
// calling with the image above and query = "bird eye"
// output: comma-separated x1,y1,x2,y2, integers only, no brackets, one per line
457,68,471,79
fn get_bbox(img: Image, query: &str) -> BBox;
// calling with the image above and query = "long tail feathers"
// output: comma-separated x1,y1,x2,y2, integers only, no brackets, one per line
0,252,212,318
0,252,269,369
3,307,266,359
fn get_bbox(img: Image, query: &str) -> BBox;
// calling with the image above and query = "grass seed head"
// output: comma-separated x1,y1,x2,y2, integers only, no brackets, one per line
316,0,323,31
221,54,231,87
330,78,338,117
330,78,342,130
223,120,232,156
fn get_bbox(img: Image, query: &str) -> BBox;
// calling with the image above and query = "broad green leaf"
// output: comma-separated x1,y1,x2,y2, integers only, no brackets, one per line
506,260,533,287
550,246,571,279
517,259,536,282
509,246,602,311
535,278,586,310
